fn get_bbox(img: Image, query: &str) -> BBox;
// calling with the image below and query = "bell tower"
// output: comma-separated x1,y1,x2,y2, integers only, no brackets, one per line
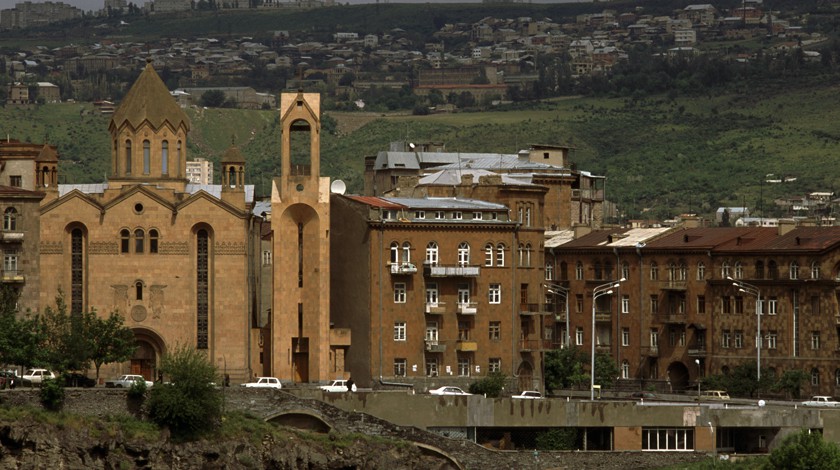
271,91,331,383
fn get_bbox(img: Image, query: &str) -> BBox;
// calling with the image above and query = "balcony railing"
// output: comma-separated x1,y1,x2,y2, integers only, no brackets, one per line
688,348,707,357
425,264,480,277
660,313,687,324
595,344,611,353
425,302,446,314
456,340,478,352
659,280,687,291
457,302,477,315
595,310,612,322
0,231,23,242
519,339,553,351
390,262,418,275
425,340,446,353
519,303,552,315
571,188,604,201
641,346,659,357
1,270,24,283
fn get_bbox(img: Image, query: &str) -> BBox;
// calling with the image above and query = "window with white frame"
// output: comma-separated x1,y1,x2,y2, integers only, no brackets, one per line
485,244,494,266
812,331,821,349
790,262,799,280
650,329,659,348
394,358,406,377
394,283,406,303
767,297,778,315
401,242,411,263
622,328,630,346
679,263,687,281
721,261,731,279
697,262,705,280
426,242,439,265
576,327,584,345
621,295,630,314
458,283,470,306
524,243,532,267
488,283,501,304
435,211,444,220
517,244,525,266
457,355,471,376
767,332,777,349
426,283,439,306
668,262,676,281
518,207,523,223
621,360,630,379
414,210,425,219
3,254,17,274
473,212,482,220
425,357,439,377
453,211,462,220
489,358,501,372
642,428,694,451
489,321,501,340
650,262,659,280
722,330,731,348
390,241,399,264
575,262,584,280
811,261,820,279
393,322,406,341
262,250,272,266
545,262,554,280
425,321,439,341
734,261,743,279
622,262,630,280
496,244,505,267
457,242,470,266
525,207,531,226
734,331,743,348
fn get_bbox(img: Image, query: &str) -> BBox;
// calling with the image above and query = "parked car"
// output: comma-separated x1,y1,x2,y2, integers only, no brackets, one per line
628,391,658,400
700,390,730,400
240,377,282,389
105,374,153,388
62,372,96,388
320,379,356,392
22,369,55,386
802,396,840,407
0,371,18,389
428,386,471,396
512,391,543,399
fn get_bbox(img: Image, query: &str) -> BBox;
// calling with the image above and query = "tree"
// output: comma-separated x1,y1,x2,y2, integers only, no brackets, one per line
0,286,43,369
593,352,619,389
87,311,138,382
773,369,807,399
544,347,588,391
147,345,222,438
200,89,226,107
766,430,840,470
468,371,506,397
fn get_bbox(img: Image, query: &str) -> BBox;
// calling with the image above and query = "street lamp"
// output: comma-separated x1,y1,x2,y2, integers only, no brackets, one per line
695,358,701,402
728,277,761,381
591,278,624,400
545,283,570,349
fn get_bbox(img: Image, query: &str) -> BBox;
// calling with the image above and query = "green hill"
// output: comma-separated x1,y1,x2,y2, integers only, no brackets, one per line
5,80,840,222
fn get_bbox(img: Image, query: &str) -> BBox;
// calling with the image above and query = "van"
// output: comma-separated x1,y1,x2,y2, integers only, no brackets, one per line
700,390,730,400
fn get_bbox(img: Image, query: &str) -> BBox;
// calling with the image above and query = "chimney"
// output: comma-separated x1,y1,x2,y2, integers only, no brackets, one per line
778,218,796,236
573,223,592,239
460,173,474,186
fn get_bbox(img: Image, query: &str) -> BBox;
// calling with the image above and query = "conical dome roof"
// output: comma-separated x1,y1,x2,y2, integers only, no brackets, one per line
110,60,190,133
36,144,59,162
222,144,245,164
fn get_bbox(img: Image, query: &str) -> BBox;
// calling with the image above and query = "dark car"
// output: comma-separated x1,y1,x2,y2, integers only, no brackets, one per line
0,371,17,389
629,391,657,400
62,372,96,388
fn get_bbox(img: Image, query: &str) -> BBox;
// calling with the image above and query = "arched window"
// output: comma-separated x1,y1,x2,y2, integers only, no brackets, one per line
135,281,143,300
120,229,130,253
812,261,821,279
390,242,399,264
621,360,630,379
755,260,764,279
650,262,658,281
697,262,705,280
668,262,676,281
679,263,687,281
525,243,532,267
401,242,411,263
721,261,731,279
622,262,630,280
734,261,743,279
496,243,505,267
426,242,438,266
3,208,17,231
594,261,602,280
149,229,159,254
484,243,494,267
125,140,132,174
142,140,151,174
161,140,169,174
176,140,182,176
545,261,554,281
134,229,145,253
228,167,236,188
561,261,569,281
768,260,779,280
790,261,799,280
457,242,470,266
518,244,525,267
575,262,584,280
71,228,84,315
196,229,209,349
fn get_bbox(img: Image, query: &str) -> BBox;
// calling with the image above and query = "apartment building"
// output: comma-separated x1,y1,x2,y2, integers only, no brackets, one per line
186,157,214,184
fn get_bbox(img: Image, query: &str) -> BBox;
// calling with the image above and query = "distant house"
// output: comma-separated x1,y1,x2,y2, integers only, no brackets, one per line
36,82,60,103
6,82,29,105
716,206,749,225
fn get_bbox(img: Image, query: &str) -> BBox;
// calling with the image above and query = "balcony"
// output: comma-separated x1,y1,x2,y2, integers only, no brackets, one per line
425,340,446,353
641,346,659,357
425,302,446,315
0,231,23,242
425,264,480,277
456,340,478,352
329,328,352,347
688,348,707,357
595,344,611,353
390,262,418,275
519,339,553,351
555,311,567,322
1,270,24,283
659,280,687,291
457,302,477,315
519,303,552,316
594,308,612,322
661,313,687,324
571,188,604,201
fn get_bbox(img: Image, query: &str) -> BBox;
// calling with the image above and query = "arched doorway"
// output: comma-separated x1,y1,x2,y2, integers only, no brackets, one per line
667,361,690,392
516,361,534,392
131,328,165,382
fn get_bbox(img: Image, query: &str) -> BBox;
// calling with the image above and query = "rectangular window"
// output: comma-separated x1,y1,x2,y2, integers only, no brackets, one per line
458,283,470,306
489,321,501,341
734,296,744,314
621,295,630,314
3,254,17,274
697,295,705,314
576,327,584,345
679,330,686,346
262,250,272,266
722,296,731,314
576,294,583,313
393,322,406,341
457,355,470,376
488,284,501,304
622,328,630,346
812,331,821,350
811,295,820,315
734,331,743,349
425,321,439,341
9,176,21,188
425,357,438,377
489,358,501,373
414,210,425,219
650,296,659,315
642,428,695,451
650,329,659,347
767,332,777,349
722,330,731,348
453,211,463,220
394,358,406,377
473,212,482,220
767,297,778,315
394,283,406,303
458,320,471,341
426,283,439,306
435,211,444,219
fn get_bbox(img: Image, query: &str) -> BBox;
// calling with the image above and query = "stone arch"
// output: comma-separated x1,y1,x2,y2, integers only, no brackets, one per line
516,360,534,392
265,409,332,433
130,327,165,382
666,361,690,392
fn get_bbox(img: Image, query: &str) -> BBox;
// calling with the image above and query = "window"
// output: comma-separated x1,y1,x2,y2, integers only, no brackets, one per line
517,244,525,266
575,262,583,280
812,331,821,350
473,212,482,220
755,260,764,279
697,262,705,280
622,328,630,346
142,140,151,174
642,428,695,451
622,262,630,280
488,284,501,304
134,229,145,253
811,261,820,279
485,244,494,266
489,358,501,373
489,321,501,341
679,263,687,281
496,244,505,267
679,330,686,346
457,355,471,376
811,295,820,315
196,229,208,348
767,297,778,315
426,283,439,306
767,332,777,349
390,242,399,264
545,262,554,280
650,329,659,348
161,140,169,174
650,295,659,314
262,250,272,265
524,243,532,267
722,296,731,314
575,294,583,313
721,261,731,279
790,262,799,280
120,229,130,253
458,283,470,306
394,283,406,303
393,322,406,341
650,262,658,281
125,140,132,174
621,360,630,379
453,211,462,220
525,207,531,226
812,368,820,386
3,253,17,274
575,327,584,346
621,295,630,314
457,242,470,266
435,211,444,220
669,330,676,347
414,210,425,219
668,262,676,281
394,359,406,377
425,357,438,377
722,330,731,348
697,295,705,314
425,321,438,341
734,331,743,349
734,296,744,314
768,260,779,279
426,242,438,265
401,242,411,263
734,261,743,279
149,229,159,254
3,208,16,231
9,176,21,188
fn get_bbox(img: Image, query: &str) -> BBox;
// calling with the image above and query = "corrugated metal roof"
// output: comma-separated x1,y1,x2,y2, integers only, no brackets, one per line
383,196,507,210
545,230,575,248
59,183,255,204
59,183,108,196
344,195,406,209
557,227,675,248
432,154,557,171
418,169,535,186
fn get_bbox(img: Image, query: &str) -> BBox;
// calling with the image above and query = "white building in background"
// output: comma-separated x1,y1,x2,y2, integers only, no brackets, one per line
186,158,214,184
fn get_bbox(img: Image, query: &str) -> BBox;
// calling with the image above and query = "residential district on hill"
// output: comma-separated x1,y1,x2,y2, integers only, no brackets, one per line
3,56,840,454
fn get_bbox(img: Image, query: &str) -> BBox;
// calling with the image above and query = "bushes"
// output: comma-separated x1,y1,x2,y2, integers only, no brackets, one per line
468,371,506,397
535,428,579,450
39,379,64,411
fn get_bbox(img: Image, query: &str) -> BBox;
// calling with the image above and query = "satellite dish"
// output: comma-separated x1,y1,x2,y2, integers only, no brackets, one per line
330,179,346,195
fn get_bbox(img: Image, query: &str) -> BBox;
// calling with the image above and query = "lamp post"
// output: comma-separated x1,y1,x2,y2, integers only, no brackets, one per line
695,358,701,402
591,279,624,400
545,283,570,349
729,277,761,381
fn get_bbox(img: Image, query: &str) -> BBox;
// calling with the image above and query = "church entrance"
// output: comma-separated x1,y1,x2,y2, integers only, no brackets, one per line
131,328,165,382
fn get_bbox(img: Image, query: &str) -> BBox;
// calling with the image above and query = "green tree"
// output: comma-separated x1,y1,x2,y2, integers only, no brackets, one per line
544,347,588,391
468,371,506,397
200,89,226,107
773,369,807,399
0,286,43,369
147,345,222,438
87,311,138,383
766,430,840,470
593,352,619,389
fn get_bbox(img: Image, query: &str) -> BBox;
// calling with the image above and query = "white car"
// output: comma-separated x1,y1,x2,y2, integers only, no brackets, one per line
22,369,55,386
429,386,471,396
320,379,356,392
802,396,840,407
241,377,282,389
512,391,543,399
105,374,154,388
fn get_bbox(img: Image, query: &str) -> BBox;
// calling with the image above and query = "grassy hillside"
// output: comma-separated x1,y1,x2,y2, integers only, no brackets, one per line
5,81,840,221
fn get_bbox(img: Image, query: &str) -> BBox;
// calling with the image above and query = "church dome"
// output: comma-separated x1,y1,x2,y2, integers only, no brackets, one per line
109,60,190,134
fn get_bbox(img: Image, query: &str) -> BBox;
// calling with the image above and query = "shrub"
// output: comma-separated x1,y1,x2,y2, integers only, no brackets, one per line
39,379,64,411
127,380,147,399
766,430,840,470
468,371,506,397
535,428,579,450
